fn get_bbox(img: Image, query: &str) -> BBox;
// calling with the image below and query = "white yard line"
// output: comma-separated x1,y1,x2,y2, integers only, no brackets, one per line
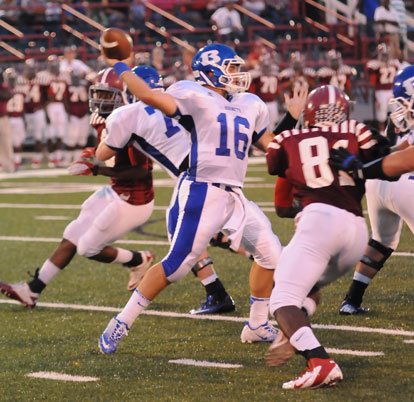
403,340,414,344
1,299,413,337
0,235,170,246
35,216,71,221
0,203,168,210
26,371,99,382
0,235,412,257
325,348,384,357
169,359,243,369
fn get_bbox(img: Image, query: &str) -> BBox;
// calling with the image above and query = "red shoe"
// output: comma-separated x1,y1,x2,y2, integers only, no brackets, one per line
0,281,39,308
282,358,343,389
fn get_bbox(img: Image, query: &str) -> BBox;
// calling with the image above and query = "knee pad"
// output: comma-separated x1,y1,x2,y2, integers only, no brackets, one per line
76,236,102,258
360,238,394,271
191,257,213,277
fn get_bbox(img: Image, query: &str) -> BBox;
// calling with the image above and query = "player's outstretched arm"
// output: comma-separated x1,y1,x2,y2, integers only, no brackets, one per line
381,146,414,177
103,55,177,116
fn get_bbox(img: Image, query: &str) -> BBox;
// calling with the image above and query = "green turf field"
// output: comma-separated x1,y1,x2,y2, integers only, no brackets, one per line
0,162,413,401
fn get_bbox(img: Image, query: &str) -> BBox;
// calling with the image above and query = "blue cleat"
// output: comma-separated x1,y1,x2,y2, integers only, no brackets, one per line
99,315,129,354
189,294,235,315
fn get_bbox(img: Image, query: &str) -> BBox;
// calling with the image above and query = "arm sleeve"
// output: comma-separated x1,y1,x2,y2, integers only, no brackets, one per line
266,135,287,176
274,177,294,207
272,112,297,136
253,98,270,139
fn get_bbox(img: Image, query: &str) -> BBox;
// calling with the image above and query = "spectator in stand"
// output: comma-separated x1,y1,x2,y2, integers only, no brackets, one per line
60,46,93,77
0,0,20,25
390,0,407,51
210,0,244,42
151,46,167,75
243,0,265,15
129,0,146,28
374,0,400,57
0,69,14,173
44,0,62,29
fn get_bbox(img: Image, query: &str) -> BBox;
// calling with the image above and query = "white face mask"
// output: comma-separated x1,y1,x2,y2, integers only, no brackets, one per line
389,96,414,132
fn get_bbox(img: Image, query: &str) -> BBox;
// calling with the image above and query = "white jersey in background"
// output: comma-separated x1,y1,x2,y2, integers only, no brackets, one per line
104,101,190,178
166,80,269,187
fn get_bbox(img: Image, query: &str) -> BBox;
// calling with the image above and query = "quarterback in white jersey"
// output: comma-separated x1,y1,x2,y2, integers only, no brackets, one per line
98,43,307,355
337,65,414,315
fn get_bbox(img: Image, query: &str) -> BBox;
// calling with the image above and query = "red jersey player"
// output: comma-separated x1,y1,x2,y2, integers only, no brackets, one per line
317,50,355,96
250,61,280,131
265,85,379,389
46,55,70,166
19,59,49,167
367,43,400,130
64,72,91,163
279,52,316,98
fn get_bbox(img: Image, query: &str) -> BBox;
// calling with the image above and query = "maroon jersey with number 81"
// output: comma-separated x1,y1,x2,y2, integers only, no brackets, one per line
266,120,377,217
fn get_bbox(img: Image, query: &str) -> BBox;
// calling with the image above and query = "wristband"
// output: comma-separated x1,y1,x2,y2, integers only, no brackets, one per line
113,62,131,77
92,165,99,176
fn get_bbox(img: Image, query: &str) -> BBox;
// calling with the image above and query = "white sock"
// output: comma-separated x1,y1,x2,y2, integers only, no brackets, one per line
112,248,134,264
289,326,321,352
302,297,317,317
201,273,218,286
38,259,61,285
249,296,269,328
354,272,372,284
117,289,151,327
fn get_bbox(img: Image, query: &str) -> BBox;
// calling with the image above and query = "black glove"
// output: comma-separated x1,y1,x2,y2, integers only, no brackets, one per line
329,147,362,177
370,128,392,158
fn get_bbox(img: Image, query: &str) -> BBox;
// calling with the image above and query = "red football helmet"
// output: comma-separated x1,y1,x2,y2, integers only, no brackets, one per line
89,67,128,116
328,49,342,70
303,85,350,128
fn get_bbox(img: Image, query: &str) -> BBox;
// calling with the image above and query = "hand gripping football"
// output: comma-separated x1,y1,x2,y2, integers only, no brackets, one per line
100,28,133,60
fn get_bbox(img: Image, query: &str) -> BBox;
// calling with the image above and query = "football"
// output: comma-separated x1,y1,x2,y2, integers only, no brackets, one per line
100,27,133,60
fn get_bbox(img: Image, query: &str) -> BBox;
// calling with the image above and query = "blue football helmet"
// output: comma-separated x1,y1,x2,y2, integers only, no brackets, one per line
132,65,163,90
191,43,251,94
389,65,414,132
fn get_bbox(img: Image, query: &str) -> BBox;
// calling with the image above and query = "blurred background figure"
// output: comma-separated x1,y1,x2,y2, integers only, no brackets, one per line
4,68,26,170
367,42,400,131
60,46,92,76
210,0,244,42
317,50,355,97
0,68,14,173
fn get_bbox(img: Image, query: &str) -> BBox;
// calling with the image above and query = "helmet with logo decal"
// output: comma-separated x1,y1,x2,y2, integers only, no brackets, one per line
389,65,414,132
191,43,251,94
303,85,350,128
89,67,128,116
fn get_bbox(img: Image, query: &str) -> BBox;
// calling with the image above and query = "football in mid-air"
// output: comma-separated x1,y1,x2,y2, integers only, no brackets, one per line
100,27,133,60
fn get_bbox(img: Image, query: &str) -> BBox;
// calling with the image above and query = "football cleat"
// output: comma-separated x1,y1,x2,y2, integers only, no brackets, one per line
339,300,369,315
240,321,279,343
265,330,295,366
99,315,129,354
282,358,343,389
189,294,235,315
127,250,155,290
0,281,39,308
